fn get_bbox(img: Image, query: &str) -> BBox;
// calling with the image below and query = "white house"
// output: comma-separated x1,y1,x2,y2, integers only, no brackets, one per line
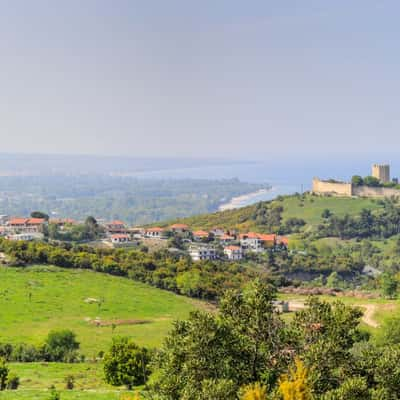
8,232,44,241
224,245,243,260
110,234,130,244
144,227,166,239
189,245,217,261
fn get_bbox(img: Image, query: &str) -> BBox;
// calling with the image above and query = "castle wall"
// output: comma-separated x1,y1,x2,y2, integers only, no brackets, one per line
312,178,353,197
353,186,400,198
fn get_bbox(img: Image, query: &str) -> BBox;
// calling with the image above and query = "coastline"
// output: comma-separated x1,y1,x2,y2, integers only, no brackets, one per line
218,188,272,211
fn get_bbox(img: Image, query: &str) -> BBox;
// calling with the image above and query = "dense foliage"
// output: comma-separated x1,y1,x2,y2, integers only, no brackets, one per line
0,239,256,301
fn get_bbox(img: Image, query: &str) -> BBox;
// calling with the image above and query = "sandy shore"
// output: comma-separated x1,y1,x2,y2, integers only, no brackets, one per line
219,188,271,211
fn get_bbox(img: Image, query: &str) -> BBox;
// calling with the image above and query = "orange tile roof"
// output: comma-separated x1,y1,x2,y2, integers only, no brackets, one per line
9,218,29,225
27,218,46,225
109,220,125,226
224,245,241,251
257,234,276,242
193,230,209,237
111,234,130,239
146,227,164,232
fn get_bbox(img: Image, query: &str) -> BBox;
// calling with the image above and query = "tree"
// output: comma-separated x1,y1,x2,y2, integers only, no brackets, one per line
103,337,151,389
30,211,49,220
292,298,363,394
363,176,381,187
0,357,8,390
322,209,333,219
380,272,398,299
326,272,341,289
377,315,400,346
152,280,289,398
43,330,80,362
351,175,364,187
321,377,370,400
279,358,312,400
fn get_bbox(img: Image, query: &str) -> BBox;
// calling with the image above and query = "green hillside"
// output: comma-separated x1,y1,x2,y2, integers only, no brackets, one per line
0,265,199,356
166,193,381,232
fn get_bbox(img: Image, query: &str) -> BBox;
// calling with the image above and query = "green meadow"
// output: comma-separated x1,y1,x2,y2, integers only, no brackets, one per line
0,265,198,356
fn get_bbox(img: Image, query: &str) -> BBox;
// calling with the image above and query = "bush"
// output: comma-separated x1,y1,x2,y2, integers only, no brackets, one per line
6,373,20,390
104,337,151,389
48,388,61,400
0,357,9,390
43,330,80,362
64,374,74,390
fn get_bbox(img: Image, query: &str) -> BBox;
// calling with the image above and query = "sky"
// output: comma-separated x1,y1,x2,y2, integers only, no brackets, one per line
0,1,400,161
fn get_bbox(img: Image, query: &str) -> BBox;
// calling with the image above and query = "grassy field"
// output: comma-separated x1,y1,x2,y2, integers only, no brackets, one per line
280,194,380,226
0,390,126,399
0,265,199,357
166,193,381,232
278,292,399,333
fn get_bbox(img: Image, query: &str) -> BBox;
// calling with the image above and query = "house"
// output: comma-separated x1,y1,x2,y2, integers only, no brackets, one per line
239,232,276,253
192,230,209,241
110,234,131,245
189,245,217,261
210,227,225,237
8,232,44,241
224,245,243,260
7,218,46,233
218,234,235,245
144,227,166,239
105,220,127,234
169,223,189,233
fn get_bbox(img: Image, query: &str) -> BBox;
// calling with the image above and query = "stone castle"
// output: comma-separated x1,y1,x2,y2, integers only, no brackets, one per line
312,164,400,198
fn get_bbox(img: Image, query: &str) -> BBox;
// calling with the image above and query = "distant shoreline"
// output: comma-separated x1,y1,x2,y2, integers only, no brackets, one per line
218,188,272,211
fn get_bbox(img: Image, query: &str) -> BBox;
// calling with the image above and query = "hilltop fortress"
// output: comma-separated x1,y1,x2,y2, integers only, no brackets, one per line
313,164,400,198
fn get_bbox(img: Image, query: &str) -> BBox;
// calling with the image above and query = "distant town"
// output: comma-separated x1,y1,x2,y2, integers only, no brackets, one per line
0,215,288,262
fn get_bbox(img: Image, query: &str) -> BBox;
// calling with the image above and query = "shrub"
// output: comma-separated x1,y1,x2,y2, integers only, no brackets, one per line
64,374,75,390
104,337,151,389
6,373,20,390
43,330,80,362
0,357,9,390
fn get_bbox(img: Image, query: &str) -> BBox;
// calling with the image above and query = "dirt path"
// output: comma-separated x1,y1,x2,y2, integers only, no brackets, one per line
287,301,379,328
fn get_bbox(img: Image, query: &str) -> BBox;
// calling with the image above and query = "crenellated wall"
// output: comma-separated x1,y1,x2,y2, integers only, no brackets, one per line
353,186,400,198
312,178,353,197
312,177,400,198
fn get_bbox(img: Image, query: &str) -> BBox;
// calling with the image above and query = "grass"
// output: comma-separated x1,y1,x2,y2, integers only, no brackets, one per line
0,265,199,357
0,390,126,399
278,293,399,334
280,194,380,226
166,193,381,232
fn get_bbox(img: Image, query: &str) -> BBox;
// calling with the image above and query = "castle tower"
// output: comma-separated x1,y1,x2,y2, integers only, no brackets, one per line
372,164,390,183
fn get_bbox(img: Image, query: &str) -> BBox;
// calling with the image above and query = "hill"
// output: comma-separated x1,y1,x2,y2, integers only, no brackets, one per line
0,265,200,356
165,193,381,232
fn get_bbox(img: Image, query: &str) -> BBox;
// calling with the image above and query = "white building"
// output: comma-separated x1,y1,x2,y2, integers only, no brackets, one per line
8,232,44,241
144,227,166,239
224,245,243,260
189,245,217,261
110,234,130,244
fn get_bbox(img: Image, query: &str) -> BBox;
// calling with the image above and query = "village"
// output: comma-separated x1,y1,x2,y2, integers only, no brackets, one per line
0,215,289,262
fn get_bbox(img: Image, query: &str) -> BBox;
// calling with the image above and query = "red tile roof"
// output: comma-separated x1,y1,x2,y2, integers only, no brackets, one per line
8,218,29,225
224,245,241,251
27,218,46,225
193,230,209,237
109,220,125,226
111,234,130,239
146,227,164,232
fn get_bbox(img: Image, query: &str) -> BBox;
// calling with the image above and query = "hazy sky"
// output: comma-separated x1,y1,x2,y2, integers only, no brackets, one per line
1,1,400,159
